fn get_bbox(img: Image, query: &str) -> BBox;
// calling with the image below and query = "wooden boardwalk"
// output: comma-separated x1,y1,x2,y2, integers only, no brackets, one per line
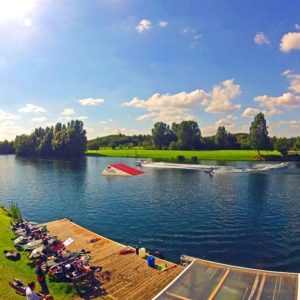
46,219,183,300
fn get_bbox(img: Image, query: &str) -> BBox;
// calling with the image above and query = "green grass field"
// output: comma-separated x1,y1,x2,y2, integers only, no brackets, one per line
86,149,281,161
0,206,74,300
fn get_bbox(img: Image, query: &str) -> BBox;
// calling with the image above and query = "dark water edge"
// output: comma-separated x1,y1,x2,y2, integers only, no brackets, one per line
1,155,300,272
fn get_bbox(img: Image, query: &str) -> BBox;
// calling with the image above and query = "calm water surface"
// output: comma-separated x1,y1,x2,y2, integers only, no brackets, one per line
1,155,300,272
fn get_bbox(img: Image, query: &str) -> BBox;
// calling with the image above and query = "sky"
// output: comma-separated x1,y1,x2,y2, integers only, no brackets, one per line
0,0,300,140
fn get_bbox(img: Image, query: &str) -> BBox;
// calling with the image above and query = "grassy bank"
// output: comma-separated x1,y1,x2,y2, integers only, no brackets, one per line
0,206,74,300
86,149,281,161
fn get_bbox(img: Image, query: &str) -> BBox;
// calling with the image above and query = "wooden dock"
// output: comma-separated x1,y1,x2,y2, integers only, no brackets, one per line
46,219,183,300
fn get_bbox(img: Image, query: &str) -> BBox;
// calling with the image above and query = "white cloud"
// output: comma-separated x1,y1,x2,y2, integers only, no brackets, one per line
280,32,300,52
78,98,104,106
181,27,196,34
100,121,107,124
158,21,168,28
77,116,88,120
205,79,241,113
31,117,47,123
124,79,241,122
61,108,75,116
18,104,46,113
85,127,97,139
0,122,27,140
117,128,141,135
23,18,32,27
202,116,236,136
136,19,151,33
279,120,300,128
295,24,300,31
124,88,208,123
241,108,281,118
254,32,270,45
0,109,18,121
255,92,300,109
282,70,300,93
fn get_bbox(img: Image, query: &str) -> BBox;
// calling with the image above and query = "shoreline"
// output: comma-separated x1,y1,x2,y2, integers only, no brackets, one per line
85,149,300,162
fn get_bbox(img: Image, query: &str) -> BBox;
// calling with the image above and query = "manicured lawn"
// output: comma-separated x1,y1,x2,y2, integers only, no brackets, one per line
0,206,74,300
86,149,281,161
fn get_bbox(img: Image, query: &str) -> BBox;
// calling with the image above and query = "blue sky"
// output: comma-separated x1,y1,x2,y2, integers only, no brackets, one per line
0,0,300,140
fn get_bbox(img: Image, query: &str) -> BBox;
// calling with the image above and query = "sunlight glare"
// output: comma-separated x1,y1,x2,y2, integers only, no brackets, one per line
0,0,36,21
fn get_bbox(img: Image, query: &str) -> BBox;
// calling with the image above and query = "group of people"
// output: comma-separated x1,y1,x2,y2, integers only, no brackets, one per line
25,259,52,300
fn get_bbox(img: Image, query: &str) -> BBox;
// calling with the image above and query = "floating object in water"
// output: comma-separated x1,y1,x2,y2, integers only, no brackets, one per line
102,164,144,176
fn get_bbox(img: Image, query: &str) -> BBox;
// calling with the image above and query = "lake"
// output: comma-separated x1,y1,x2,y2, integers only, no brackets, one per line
1,155,300,272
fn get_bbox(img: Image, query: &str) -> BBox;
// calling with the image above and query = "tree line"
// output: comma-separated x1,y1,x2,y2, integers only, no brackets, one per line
12,120,87,157
87,113,300,156
1,113,299,156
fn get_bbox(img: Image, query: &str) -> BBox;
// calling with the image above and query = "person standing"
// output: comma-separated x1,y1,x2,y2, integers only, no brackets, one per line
35,259,49,296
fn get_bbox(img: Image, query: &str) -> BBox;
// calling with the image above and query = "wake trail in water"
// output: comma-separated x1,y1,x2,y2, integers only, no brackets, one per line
141,162,289,174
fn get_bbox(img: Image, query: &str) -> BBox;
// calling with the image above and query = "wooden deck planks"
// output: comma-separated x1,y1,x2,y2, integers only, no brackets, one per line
46,219,183,300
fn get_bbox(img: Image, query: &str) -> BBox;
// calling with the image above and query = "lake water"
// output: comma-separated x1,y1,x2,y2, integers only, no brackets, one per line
1,155,300,272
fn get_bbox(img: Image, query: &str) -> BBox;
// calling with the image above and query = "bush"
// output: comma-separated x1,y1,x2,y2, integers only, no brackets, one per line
177,155,185,162
191,156,198,162
8,202,22,222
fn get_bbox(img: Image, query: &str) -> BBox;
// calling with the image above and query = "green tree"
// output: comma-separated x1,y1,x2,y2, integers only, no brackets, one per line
0,140,15,154
215,126,228,149
177,120,201,150
295,137,300,154
15,120,86,158
151,122,172,149
248,112,270,155
274,137,290,156
14,134,37,156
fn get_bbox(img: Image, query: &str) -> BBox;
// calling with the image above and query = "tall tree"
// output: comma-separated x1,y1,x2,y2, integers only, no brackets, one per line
274,137,290,156
248,112,270,155
151,122,172,149
177,120,201,150
215,126,228,149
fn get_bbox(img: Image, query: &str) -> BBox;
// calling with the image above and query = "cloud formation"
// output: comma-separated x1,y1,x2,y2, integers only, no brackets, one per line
61,108,75,116
0,109,18,121
31,117,47,123
124,79,241,122
254,32,270,45
77,116,88,120
282,70,300,93
205,80,241,113
201,115,237,136
136,19,151,32
18,104,46,113
279,120,300,128
280,32,300,52
255,92,300,109
242,107,281,118
78,98,104,106
158,21,168,28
